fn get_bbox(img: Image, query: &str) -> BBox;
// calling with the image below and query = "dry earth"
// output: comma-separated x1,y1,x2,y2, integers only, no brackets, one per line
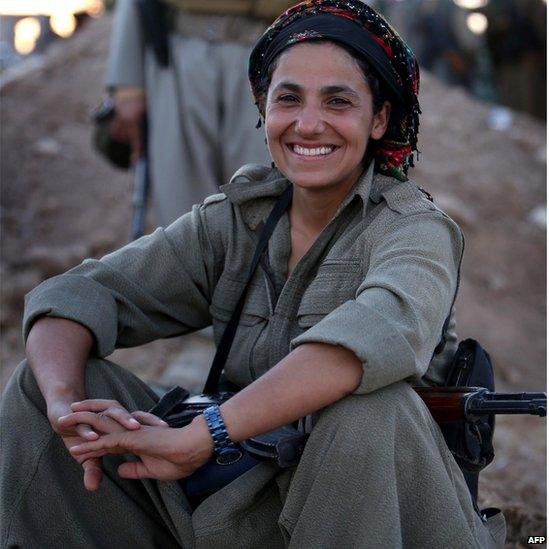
0,14,546,547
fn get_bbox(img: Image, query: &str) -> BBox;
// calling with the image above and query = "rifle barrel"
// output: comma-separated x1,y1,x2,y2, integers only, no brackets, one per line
466,392,546,418
414,387,547,423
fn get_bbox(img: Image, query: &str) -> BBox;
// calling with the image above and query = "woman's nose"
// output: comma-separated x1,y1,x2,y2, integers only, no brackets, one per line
294,104,325,136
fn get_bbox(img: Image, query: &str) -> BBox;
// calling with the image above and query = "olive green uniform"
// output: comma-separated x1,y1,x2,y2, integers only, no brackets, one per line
1,165,505,547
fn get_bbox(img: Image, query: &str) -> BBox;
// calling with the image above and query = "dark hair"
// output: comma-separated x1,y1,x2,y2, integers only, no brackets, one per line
256,39,389,115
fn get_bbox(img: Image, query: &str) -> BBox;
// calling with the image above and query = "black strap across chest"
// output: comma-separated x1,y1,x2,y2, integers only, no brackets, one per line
203,185,293,393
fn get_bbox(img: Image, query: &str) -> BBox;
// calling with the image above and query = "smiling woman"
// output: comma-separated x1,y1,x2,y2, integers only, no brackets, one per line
1,1,506,548
265,42,390,204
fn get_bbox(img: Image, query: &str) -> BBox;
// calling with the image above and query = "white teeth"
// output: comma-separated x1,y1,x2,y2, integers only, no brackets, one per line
292,145,334,156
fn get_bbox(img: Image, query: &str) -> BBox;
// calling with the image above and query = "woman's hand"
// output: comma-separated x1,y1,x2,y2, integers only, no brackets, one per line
55,399,167,491
64,411,214,481
47,400,105,491
66,398,166,431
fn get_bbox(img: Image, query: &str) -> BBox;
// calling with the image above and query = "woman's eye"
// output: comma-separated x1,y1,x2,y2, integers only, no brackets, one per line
328,97,350,106
278,94,298,103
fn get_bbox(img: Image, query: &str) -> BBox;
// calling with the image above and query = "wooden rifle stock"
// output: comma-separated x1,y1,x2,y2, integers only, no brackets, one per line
414,387,547,423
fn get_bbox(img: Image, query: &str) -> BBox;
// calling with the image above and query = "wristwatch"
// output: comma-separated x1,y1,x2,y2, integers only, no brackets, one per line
203,405,243,465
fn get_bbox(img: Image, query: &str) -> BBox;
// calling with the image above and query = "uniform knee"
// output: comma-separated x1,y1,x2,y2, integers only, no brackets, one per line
1,359,43,410
311,382,434,455
319,382,421,428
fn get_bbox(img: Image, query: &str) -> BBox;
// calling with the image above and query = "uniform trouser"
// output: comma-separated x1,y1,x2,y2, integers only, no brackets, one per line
0,359,506,549
146,36,271,226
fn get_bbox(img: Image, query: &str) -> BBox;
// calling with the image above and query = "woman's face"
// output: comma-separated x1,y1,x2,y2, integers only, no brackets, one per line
265,42,390,194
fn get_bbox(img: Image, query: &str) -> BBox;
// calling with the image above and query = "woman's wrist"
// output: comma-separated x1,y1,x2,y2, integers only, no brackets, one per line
44,382,84,405
184,414,215,465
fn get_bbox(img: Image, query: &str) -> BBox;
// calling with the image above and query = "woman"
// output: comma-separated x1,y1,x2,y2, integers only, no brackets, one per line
0,1,505,547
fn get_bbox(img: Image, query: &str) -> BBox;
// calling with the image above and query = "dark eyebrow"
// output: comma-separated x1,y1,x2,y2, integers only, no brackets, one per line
321,85,359,98
271,81,301,93
271,81,359,99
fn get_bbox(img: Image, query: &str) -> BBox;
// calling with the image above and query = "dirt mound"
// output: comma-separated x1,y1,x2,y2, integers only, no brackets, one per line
0,14,545,546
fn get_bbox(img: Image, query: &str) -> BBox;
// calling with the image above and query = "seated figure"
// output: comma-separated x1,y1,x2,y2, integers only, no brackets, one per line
0,1,505,547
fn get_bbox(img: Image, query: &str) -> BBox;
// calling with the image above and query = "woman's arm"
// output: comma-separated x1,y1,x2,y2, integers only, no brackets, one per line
220,342,362,441
26,317,92,414
67,342,361,480
26,317,156,491
21,202,226,486
26,316,109,492
23,201,224,359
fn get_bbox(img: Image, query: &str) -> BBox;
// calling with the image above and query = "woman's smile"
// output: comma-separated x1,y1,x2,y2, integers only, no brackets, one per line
287,143,339,159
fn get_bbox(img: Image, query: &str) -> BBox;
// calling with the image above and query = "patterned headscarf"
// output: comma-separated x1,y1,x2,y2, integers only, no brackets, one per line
249,0,420,181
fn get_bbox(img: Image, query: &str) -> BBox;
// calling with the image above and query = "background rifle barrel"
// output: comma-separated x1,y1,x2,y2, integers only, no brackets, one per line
131,155,150,240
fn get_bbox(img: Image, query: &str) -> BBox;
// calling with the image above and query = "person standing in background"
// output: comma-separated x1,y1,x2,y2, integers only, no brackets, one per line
483,0,546,119
106,1,295,226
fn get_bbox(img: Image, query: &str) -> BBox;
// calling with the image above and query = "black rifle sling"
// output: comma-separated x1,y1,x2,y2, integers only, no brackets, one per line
203,184,293,394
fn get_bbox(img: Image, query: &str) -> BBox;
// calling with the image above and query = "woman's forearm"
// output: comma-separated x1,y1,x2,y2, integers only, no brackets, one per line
26,317,93,406
219,343,363,442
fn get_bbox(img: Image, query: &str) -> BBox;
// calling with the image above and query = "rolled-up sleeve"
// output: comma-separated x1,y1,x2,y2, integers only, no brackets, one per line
23,202,225,357
290,211,463,393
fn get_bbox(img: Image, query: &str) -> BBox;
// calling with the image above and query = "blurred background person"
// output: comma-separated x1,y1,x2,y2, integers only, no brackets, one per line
370,0,545,119
483,0,546,119
106,0,295,227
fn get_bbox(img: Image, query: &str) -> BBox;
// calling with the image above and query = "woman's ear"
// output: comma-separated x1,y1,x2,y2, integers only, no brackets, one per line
370,101,391,140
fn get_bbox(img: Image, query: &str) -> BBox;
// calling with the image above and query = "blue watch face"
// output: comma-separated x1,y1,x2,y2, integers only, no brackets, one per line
216,447,243,466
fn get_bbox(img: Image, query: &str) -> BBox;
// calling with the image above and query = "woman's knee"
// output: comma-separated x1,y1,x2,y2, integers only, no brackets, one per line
320,382,424,427
1,357,156,415
311,382,436,455
83,357,158,411
1,359,44,412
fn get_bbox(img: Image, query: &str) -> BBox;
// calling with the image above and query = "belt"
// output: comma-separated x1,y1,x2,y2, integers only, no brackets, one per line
162,0,295,20
170,11,268,44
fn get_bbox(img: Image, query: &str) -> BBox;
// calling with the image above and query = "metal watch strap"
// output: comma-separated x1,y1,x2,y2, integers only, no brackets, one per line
203,405,242,465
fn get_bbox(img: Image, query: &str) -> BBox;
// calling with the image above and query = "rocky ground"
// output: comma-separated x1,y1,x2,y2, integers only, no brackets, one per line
0,14,546,547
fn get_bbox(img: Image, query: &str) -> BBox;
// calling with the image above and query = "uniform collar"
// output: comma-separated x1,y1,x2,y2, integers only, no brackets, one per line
334,161,375,218
220,161,395,229
220,164,289,205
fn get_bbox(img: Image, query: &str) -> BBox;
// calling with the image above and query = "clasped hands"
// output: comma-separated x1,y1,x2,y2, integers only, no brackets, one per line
54,399,214,492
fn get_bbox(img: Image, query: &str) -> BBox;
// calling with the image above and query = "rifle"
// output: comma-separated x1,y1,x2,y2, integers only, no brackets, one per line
415,386,547,423
131,134,150,241
91,98,149,240
415,386,545,502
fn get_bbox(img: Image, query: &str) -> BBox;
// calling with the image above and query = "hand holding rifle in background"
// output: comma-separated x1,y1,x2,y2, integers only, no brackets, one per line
109,86,146,164
92,86,150,240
